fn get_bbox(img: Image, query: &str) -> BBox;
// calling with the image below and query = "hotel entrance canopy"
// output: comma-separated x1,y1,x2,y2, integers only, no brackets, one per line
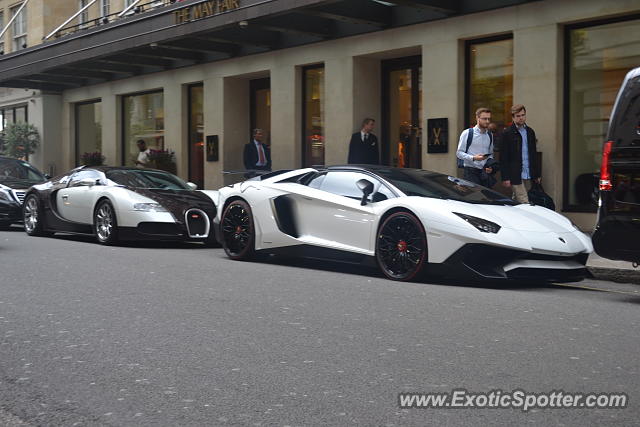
0,0,537,92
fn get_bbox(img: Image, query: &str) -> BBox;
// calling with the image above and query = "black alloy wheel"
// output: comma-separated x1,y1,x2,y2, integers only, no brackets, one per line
221,200,255,260
376,211,427,281
94,199,119,245
23,194,50,237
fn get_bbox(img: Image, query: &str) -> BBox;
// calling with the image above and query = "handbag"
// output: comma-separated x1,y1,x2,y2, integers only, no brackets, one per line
527,182,555,210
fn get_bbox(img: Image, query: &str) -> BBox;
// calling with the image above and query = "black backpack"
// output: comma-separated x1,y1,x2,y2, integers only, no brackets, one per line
457,127,492,168
528,182,556,210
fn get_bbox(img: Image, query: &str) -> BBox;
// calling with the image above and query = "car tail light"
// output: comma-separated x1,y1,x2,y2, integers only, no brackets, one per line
599,140,613,191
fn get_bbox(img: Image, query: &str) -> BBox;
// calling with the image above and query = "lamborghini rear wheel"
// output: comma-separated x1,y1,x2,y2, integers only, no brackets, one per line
221,200,255,260
376,211,427,281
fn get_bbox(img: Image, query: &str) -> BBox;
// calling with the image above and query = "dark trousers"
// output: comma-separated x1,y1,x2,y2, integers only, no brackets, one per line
463,167,494,187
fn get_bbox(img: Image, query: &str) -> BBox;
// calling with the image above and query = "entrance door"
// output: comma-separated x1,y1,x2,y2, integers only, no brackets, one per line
382,56,422,168
250,78,271,145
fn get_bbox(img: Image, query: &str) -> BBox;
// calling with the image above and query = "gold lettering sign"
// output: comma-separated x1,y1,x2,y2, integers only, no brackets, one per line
175,0,240,24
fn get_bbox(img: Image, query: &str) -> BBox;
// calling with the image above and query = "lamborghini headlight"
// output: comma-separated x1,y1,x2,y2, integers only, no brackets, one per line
453,212,501,234
133,203,167,212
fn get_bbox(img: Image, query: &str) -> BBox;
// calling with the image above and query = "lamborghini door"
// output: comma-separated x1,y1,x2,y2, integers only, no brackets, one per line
287,171,386,253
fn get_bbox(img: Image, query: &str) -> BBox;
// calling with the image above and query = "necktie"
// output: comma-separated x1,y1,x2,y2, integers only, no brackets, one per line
257,143,265,165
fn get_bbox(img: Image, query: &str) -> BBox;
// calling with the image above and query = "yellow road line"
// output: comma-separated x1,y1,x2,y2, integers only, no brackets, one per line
552,282,639,295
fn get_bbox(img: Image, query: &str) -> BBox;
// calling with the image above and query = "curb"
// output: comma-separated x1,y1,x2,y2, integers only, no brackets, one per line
588,267,640,285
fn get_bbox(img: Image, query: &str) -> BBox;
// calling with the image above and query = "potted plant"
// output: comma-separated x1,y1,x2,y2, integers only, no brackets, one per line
147,148,177,174
1,122,41,160
80,151,106,166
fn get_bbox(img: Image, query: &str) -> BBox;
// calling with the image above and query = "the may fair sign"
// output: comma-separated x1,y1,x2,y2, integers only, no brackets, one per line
174,0,240,24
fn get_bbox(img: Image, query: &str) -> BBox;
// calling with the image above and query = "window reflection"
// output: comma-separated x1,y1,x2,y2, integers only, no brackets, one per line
567,19,640,210
303,66,324,168
123,91,164,167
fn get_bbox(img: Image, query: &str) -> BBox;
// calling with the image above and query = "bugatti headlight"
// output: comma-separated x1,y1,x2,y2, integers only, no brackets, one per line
133,203,167,212
453,212,501,234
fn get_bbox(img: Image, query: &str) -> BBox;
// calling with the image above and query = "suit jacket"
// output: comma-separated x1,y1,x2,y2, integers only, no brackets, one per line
500,123,540,185
243,141,271,171
348,132,380,165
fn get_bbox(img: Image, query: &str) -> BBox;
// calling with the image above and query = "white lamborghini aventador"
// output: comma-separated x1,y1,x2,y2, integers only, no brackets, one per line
211,166,593,282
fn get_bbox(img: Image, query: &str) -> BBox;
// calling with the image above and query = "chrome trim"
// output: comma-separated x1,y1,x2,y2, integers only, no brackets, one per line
184,208,210,238
11,190,26,204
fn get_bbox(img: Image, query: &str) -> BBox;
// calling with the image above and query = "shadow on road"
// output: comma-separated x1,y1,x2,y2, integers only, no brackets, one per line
45,232,215,249
245,253,563,291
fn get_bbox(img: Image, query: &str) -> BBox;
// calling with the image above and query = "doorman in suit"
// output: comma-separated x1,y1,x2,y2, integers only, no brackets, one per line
348,118,380,165
243,128,271,172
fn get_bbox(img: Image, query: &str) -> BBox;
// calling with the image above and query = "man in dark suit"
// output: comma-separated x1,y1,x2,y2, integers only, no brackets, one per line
348,118,380,165
243,128,271,172
500,104,541,203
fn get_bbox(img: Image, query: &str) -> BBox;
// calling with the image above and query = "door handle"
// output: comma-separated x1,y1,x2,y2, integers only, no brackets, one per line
61,195,69,201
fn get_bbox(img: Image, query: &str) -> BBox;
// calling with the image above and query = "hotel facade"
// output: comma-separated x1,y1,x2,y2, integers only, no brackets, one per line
0,0,638,229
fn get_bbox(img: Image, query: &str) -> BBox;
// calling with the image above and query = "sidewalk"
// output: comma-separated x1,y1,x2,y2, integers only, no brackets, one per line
587,252,640,284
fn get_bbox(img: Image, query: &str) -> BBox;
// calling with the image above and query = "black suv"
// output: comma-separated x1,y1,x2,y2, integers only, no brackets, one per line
592,67,640,264
0,156,47,229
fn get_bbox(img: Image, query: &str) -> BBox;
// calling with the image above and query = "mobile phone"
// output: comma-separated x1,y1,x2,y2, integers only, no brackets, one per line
482,153,492,158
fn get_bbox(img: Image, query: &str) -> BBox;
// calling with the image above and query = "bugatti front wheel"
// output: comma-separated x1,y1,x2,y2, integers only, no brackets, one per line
376,211,427,281
94,199,119,245
221,200,255,260
23,195,50,237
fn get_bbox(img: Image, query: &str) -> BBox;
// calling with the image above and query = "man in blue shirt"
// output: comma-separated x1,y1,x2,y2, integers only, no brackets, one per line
500,104,541,203
456,107,495,186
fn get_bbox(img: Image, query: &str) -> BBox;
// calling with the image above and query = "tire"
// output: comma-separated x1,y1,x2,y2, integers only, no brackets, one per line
376,211,427,281
94,199,119,245
23,194,50,237
221,200,255,260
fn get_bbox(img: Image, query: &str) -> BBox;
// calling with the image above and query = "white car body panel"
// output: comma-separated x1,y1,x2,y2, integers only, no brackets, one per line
214,167,593,280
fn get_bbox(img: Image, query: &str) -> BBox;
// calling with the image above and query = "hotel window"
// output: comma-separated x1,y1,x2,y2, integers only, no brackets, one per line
101,0,110,17
0,12,4,54
76,100,103,165
79,0,89,28
11,5,27,51
302,65,325,168
465,35,513,140
565,17,640,211
188,84,204,189
122,91,164,167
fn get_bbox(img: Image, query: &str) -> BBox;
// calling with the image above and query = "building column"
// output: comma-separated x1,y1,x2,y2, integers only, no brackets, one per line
325,57,355,166
31,94,63,176
270,65,299,170
101,94,119,167
421,40,463,177
203,76,224,190
164,83,186,178
513,25,568,217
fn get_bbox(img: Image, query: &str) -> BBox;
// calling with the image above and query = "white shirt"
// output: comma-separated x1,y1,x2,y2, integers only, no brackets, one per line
137,148,151,167
254,140,267,167
456,125,493,169
361,131,368,142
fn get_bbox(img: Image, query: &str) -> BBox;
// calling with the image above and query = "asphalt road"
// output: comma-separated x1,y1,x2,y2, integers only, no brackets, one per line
0,228,638,426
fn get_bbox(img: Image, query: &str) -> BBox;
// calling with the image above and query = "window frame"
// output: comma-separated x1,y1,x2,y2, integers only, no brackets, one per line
11,5,27,51
301,64,325,168
120,89,164,167
562,14,640,212
464,33,513,129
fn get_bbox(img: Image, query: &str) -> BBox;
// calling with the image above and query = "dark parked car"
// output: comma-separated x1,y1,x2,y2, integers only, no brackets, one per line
0,156,47,229
592,67,640,264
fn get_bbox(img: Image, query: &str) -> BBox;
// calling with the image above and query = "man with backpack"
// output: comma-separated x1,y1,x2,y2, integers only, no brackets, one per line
456,107,496,186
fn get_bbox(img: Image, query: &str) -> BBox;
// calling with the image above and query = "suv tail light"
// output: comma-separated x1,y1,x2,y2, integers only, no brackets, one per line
599,140,613,191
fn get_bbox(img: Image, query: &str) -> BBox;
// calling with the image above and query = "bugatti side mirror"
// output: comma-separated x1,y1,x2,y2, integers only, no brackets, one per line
77,178,101,187
356,179,374,206
186,182,198,190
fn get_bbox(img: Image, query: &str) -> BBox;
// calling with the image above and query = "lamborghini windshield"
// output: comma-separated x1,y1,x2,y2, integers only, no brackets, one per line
374,168,517,205
0,158,46,184
106,169,191,190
